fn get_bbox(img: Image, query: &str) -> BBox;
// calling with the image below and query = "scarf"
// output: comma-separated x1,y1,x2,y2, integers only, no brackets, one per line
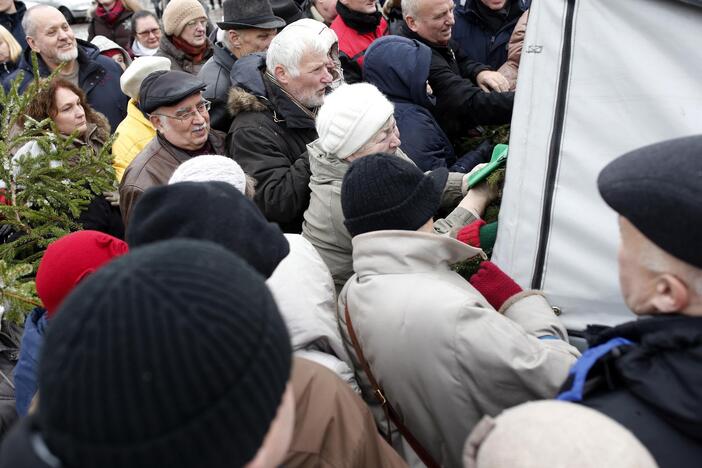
336,1,381,34
131,39,158,56
95,0,125,25
172,35,208,64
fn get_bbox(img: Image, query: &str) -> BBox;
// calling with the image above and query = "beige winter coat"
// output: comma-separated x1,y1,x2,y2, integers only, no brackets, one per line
338,230,580,468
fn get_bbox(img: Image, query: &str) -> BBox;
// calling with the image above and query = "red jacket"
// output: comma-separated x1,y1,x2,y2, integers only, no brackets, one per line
331,15,387,69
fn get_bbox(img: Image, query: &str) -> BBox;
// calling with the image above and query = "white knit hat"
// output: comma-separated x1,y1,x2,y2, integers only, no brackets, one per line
315,83,394,160
120,56,172,100
463,401,659,468
162,0,206,36
168,155,248,195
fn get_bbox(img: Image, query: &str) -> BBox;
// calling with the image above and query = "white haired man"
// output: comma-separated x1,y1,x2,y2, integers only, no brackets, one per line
226,19,334,232
4,5,128,131
557,135,702,468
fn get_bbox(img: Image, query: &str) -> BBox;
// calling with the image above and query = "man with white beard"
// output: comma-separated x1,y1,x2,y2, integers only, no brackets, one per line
4,5,128,131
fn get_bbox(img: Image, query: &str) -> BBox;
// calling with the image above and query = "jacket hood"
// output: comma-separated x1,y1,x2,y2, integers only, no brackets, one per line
364,35,434,108
227,52,268,118
307,140,350,184
594,315,702,440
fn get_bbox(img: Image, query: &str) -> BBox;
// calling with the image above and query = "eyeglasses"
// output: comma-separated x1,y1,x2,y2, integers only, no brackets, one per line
137,28,161,37
184,18,208,29
151,100,211,122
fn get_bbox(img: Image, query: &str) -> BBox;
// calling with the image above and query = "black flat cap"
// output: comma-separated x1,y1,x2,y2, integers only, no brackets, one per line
598,134,702,268
139,70,207,114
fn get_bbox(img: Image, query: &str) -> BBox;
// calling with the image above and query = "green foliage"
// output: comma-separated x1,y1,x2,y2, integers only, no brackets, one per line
0,54,116,323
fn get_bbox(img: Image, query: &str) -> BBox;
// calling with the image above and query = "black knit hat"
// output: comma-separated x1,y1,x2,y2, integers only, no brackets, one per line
341,153,448,237
598,134,702,268
127,181,290,278
37,239,292,468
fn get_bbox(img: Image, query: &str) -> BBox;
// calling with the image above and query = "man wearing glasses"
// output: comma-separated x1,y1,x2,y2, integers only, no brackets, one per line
119,70,226,225
156,0,213,74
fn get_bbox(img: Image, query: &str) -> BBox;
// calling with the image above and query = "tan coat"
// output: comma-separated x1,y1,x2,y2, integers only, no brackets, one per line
285,357,407,468
338,231,580,468
498,10,529,91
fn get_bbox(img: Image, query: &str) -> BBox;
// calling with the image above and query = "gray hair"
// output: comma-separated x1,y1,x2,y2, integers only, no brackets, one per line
401,0,422,19
640,240,702,296
22,4,58,38
265,21,329,77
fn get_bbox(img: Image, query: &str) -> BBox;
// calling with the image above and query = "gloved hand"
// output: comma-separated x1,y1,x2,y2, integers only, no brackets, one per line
453,140,493,174
103,190,120,207
457,219,498,250
469,261,522,311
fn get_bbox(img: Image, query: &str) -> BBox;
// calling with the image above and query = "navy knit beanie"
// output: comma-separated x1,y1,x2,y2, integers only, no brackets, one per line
341,153,448,236
127,181,290,278
37,239,292,468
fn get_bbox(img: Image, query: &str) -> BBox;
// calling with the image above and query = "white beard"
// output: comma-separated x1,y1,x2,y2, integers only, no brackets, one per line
56,46,78,62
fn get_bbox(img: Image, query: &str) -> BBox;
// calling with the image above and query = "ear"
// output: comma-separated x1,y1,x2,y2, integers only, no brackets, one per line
273,64,289,85
26,36,39,52
228,29,240,48
405,15,418,32
650,273,690,314
149,114,164,131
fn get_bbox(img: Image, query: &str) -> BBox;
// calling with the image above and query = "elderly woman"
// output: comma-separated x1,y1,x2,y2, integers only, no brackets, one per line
302,82,496,291
17,78,124,238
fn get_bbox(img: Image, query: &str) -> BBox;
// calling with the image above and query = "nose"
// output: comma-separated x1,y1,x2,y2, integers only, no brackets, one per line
192,108,206,124
320,66,333,84
390,131,401,149
447,9,455,26
76,105,85,119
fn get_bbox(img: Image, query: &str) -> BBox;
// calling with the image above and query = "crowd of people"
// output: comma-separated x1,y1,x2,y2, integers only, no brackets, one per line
0,0,700,466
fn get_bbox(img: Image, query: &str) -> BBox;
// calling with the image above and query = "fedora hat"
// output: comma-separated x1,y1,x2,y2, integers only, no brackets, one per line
271,0,303,25
217,0,286,30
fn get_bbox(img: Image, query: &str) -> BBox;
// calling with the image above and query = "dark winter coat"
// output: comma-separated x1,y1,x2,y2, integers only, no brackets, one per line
0,319,21,437
197,42,237,132
3,39,128,132
0,61,17,82
330,12,387,84
397,24,514,140
558,315,702,468
365,36,481,172
452,0,528,69
226,53,316,233
155,35,214,75
0,1,27,49
87,6,135,53
13,308,46,418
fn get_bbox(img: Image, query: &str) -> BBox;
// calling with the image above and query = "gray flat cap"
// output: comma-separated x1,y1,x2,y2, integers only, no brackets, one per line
139,70,207,114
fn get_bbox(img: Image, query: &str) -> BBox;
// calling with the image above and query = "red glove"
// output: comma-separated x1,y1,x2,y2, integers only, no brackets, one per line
469,261,522,311
457,219,486,247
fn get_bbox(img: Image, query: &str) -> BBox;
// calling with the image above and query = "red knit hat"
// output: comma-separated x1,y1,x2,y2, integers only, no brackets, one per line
36,230,128,318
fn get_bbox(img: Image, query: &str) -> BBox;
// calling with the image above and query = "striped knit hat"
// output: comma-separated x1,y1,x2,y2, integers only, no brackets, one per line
37,239,292,468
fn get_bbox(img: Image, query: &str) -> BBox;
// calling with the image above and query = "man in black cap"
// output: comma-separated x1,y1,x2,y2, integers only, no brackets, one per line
198,0,285,132
119,70,226,225
557,135,702,468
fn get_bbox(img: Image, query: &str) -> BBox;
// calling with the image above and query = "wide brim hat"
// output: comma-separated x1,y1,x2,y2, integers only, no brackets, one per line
217,0,286,30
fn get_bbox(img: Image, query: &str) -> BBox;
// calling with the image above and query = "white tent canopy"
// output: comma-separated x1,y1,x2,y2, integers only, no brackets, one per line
493,0,702,331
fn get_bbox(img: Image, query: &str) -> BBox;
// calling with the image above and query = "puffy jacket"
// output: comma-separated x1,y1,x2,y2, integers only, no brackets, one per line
119,130,226,225
197,42,237,132
365,35,482,172
3,39,128,132
155,35,213,75
0,1,27,49
112,99,156,182
338,231,580,468
497,10,528,91
226,53,316,233
330,7,387,84
397,24,513,141
13,308,47,418
452,0,528,69
87,3,135,52
558,315,702,468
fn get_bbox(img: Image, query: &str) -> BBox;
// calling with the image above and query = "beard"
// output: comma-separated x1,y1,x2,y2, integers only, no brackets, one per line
297,87,327,109
56,44,78,62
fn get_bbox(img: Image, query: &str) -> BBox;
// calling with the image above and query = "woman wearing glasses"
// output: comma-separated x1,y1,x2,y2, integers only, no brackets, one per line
87,0,142,54
131,10,163,57
156,0,213,74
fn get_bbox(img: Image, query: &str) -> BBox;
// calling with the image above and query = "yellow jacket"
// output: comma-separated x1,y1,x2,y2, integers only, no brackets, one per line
112,99,156,182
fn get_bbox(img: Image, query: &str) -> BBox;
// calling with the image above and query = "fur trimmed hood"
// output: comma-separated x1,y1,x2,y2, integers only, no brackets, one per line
227,86,268,118
227,52,269,118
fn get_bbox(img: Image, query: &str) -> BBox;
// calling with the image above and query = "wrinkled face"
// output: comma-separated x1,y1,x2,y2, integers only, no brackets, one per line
408,0,455,46
52,86,87,136
480,0,508,10
617,217,659,315
230,28,277,58
356,117,401,157
151,92,210,150
314,0,338,23
135,16,162,49
178,17,207,48
340,0,377,14
282,49,333,109
0,40,9,62
26,8,79,65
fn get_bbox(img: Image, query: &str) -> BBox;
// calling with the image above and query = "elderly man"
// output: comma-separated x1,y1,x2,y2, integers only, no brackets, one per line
301,0,337,25
557,135,702,468
0,0,26,48
399,0,514,140
156,0,213,74
226,20,333,232
112,56,172,182
198,0,285,132
119,70,226,224
4,5,127,131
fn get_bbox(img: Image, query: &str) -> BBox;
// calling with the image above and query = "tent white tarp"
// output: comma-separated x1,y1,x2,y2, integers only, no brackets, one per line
493,0,702,330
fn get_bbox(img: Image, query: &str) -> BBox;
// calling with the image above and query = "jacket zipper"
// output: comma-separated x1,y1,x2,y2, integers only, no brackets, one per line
530,0,577,289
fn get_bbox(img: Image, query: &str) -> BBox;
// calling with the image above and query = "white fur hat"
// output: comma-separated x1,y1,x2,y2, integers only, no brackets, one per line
168,155,247,195
120,56,172,100
315,83,394,160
